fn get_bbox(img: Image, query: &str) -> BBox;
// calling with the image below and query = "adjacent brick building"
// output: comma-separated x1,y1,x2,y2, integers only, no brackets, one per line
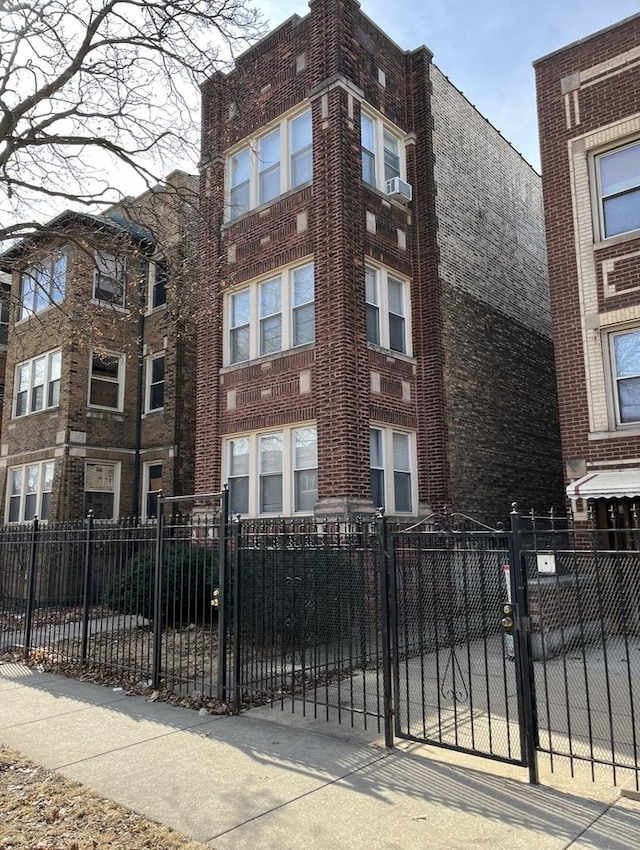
535,14,640,531
196,0,563,524
0,171,197,521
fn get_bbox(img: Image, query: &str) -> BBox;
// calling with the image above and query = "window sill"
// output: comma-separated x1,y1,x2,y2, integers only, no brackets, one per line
142,408,165,418
89,298,129,313
221,342,315,373
222,181,313,228
15,303,61,326
87,408,124,421
362,182,412,212
366,342,415,363
12,406,60,421
593,228,640,251
589,425,640,440
146,304,167,316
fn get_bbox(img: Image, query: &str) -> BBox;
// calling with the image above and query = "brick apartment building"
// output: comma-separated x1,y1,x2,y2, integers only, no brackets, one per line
196,0,563,524
535,13,640,531
0,171,197,521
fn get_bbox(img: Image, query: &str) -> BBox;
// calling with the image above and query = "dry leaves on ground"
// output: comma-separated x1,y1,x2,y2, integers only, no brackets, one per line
0,746,209,850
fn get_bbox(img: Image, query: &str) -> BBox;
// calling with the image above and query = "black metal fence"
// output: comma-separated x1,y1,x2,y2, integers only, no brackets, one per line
1,500,640,789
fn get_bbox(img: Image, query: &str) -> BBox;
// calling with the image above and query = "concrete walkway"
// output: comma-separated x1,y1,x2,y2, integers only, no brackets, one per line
1,662,639,849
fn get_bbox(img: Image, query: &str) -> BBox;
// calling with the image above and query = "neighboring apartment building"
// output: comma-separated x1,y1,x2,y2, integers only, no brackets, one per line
196,0,563,524
0,171,197,522
535,14,640,531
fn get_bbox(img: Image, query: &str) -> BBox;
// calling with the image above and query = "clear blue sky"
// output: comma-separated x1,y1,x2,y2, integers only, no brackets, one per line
260,0,640,170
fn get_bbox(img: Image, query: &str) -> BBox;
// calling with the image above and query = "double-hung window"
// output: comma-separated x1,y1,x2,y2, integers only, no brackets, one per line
597,141,640,239
19,249,66,320
89,352,123,410
365,264,410,354
149,258,167,310
227,261,315,365
14,350,61,417
93,251,125,305
85,462,119,519
225,426,318,516
369,427,415,514
610,328,640,424
7,461,54,522
146,353,165,412
361,110,405,191
143,462,163,519
227,108,313,220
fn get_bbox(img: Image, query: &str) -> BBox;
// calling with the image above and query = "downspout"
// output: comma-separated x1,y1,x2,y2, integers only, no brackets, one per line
132,259,146,520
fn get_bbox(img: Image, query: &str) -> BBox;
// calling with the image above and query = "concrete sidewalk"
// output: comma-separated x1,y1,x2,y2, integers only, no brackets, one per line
1,662,639,849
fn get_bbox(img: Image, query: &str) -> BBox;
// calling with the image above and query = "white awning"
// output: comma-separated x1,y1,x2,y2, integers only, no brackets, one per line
566,470,640,500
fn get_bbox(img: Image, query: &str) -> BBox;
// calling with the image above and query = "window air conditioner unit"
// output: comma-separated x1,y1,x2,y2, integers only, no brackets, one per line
385,177,412,204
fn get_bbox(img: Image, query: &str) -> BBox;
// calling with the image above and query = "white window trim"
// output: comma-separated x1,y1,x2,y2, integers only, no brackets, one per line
92,250,126,307
6,460,55,523
224,259,315,366
365,260,412,356
142,460,163,520
13,349,61,418
593,138,640,243
84,461,120,520
88,350,125,412
361,107,407,192
224,424,318,517
225,106,313,222
148,257,167,312
369,425,417,515
145,352,165,413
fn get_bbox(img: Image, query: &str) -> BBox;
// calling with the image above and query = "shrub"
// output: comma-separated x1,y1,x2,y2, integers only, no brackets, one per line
107,545,219,627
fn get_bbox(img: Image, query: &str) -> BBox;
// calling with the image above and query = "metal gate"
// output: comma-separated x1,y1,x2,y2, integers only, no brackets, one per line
387,521,537,780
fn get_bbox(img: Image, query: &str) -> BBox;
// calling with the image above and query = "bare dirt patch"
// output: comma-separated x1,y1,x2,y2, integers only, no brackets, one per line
0,745,209,849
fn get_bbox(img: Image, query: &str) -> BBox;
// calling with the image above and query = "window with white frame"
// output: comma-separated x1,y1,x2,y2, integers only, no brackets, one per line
369,426,415,514
93,250,125,305
365,264,410,354
361,110,405,190
149,258,167,310
84,461,119,519
227,108,312,220
227,261,315,365
225,425,318,516
143,461,162,519
146,353,165,412
7,461,54,522
89,352,123,410
597,140,640,239
19,249,66,320
610,328,640,424
14,350,61,418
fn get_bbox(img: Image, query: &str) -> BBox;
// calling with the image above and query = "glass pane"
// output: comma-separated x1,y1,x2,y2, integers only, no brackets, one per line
603,190,640,238
389,313,405,353
48,379,60,408
26,465,39,494
370,429,383,467
86,464,114,491
52,250,66,303
293,303,315,346
361,114,374,151
388,278,404,315
293,264,314,305
600,143,640,196
294,428,317,468
260,278,281,317
260,434,282,473
260,315,282,355
231,148,250,186
365,268,378,304
292,148,312,187
32,357,45,387
20,271,35,314
148,463,162,492
229,438,250,476
295,469,317,512
371,468,385,510
11,469,23,496
85,491,115,520
230,325,250,363
50,351,61,381
367,304,380,345
383,131,401,182
150,382,164,410
9,496,21,523
31,385,43,411
394,471,412,512
259,165,281,203
362,150,375,185
231,290,250,327
614,331,640,378
260,474,282,512
90,378,119,408
24,492,37,521
43,463,55,491
230,182,250,219
18,364,29,393
393,432,410,471
40,491,51,522
152,356,165,383
229,476,249,514
291,111,311,153
92,354,119,379
259,129,280,170
15,391,27,417
619,377,640,423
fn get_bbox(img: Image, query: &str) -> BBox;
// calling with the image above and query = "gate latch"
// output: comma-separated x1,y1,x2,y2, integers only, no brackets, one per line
501,603,514,634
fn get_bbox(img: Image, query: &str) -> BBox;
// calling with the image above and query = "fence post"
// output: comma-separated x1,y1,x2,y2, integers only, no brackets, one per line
23,516,40,659
510,504,539,785
232,516,242,712
81,511,94,662
376,511,394,749
216,487,229,701
152,496,165,688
